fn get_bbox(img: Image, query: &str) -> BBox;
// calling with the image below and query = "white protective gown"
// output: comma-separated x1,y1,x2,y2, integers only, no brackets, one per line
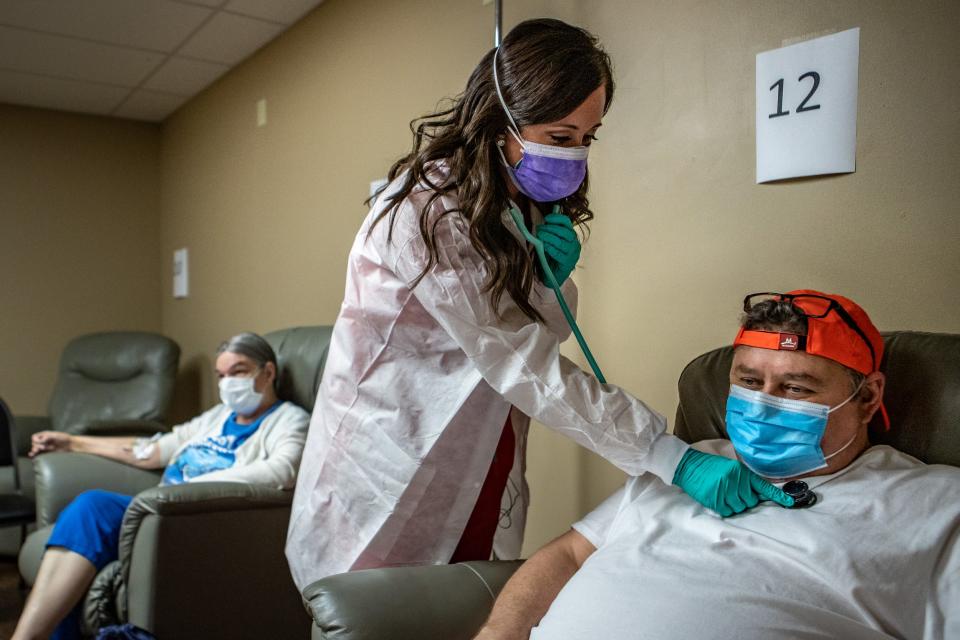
286,164,689,591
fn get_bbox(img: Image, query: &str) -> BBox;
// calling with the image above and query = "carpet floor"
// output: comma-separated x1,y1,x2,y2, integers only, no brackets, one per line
0,557,25,638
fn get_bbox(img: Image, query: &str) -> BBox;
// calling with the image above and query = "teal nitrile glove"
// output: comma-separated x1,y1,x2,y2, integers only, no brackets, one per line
672,448,794,517
535,206,580,285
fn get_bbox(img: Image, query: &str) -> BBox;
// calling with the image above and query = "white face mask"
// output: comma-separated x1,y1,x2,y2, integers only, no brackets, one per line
219,372,263,416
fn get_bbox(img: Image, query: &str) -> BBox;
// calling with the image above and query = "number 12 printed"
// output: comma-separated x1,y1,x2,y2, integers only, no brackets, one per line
769,71,821,118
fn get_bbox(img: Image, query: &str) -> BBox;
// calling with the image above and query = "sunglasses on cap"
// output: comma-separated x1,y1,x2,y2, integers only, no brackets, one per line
742,292,877,372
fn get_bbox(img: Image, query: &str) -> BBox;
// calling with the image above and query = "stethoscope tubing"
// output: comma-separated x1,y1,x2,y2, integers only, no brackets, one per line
509,207,607,384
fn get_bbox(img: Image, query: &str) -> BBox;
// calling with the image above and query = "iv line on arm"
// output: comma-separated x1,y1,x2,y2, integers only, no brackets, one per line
508,206,606,384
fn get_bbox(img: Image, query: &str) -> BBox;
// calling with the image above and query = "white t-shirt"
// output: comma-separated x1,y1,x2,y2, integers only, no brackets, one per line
531,441,960,640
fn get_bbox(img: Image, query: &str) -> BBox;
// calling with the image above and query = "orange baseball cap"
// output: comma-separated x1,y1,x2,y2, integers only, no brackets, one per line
733,289,889,427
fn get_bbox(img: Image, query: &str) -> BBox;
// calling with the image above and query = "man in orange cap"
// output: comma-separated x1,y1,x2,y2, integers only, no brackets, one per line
475,290,958,640
725,289,889,481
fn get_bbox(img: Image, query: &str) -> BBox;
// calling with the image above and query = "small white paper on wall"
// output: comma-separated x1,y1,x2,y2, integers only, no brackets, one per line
756,28,860,183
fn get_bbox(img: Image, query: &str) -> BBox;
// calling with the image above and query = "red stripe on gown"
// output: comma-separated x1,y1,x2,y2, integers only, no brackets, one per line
450,412,516,563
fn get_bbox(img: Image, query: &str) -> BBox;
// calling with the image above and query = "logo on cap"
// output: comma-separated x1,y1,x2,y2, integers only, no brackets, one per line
779,334,799,350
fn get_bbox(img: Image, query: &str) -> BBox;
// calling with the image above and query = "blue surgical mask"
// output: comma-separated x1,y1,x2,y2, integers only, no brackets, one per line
725,383,861,480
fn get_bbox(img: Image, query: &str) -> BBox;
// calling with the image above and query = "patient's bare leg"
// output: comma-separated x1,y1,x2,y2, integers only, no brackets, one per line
12,548,96,640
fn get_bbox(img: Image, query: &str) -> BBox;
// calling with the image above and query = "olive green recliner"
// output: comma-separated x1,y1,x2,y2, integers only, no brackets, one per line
0,332,179,555
18,326,332,639
302,330,960,640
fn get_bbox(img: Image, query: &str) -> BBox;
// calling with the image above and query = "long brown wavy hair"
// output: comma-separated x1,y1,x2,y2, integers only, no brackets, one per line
370,18,615,322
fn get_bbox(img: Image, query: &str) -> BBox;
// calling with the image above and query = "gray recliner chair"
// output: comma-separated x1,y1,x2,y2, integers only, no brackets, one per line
18,326,332,639
673,331,960,466
15,331,181,445
302,330,960,640
1,331,179,556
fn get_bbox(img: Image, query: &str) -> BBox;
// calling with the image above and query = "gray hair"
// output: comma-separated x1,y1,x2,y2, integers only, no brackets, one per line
217,332,278,388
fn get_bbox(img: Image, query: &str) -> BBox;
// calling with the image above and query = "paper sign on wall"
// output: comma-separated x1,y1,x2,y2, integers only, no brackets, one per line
173,248,188,299
756,28,860,183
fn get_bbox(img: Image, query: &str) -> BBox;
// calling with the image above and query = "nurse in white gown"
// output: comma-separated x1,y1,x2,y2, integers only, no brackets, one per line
286,18,791,591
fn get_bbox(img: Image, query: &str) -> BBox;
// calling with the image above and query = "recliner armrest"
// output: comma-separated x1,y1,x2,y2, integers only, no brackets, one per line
72,419,169,437
117,482,291,578
303,560,523,640
115,482,300,636
33,453,162,527
122,481,291,517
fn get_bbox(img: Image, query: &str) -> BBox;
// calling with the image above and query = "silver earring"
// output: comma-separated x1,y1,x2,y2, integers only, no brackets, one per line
496,137,506,147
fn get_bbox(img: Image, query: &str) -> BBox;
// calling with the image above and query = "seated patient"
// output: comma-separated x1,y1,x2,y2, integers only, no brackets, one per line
477,290,959,640
13,332,310,640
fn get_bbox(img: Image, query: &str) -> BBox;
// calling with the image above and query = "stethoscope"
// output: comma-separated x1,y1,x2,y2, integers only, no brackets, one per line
783,480,818,508
509,206,606,384
512,205,822,511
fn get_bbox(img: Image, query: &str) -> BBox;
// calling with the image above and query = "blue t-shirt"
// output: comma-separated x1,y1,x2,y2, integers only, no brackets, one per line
161,402,281,486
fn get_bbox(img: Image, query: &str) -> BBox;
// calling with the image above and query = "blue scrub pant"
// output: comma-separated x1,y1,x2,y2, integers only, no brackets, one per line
45,490,134,640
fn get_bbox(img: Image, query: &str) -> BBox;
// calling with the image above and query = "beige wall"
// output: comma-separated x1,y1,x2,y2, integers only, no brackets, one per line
159,0,497,417
0,105,161,416
158,0,959,553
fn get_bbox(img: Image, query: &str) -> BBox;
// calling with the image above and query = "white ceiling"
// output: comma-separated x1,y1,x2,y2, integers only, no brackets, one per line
0,0,325,122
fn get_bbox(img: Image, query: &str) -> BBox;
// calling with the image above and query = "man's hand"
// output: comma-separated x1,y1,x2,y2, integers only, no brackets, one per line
29,431,73,457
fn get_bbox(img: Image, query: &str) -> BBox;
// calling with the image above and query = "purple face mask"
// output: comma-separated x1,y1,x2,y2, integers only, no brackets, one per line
493,47,590,202
499,129,589,202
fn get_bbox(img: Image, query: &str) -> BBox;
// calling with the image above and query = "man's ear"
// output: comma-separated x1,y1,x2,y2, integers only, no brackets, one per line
857,371,886,426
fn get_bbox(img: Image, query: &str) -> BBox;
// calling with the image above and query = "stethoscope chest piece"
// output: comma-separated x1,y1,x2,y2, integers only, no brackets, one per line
782,480,818,508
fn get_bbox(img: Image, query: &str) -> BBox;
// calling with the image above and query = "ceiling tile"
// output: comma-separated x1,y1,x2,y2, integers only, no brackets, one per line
224,0,324,25
178,12,284,64
0,0,211,53
143,56,229,95
113,89,190,121
0,68,128,116
0,26,164,86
